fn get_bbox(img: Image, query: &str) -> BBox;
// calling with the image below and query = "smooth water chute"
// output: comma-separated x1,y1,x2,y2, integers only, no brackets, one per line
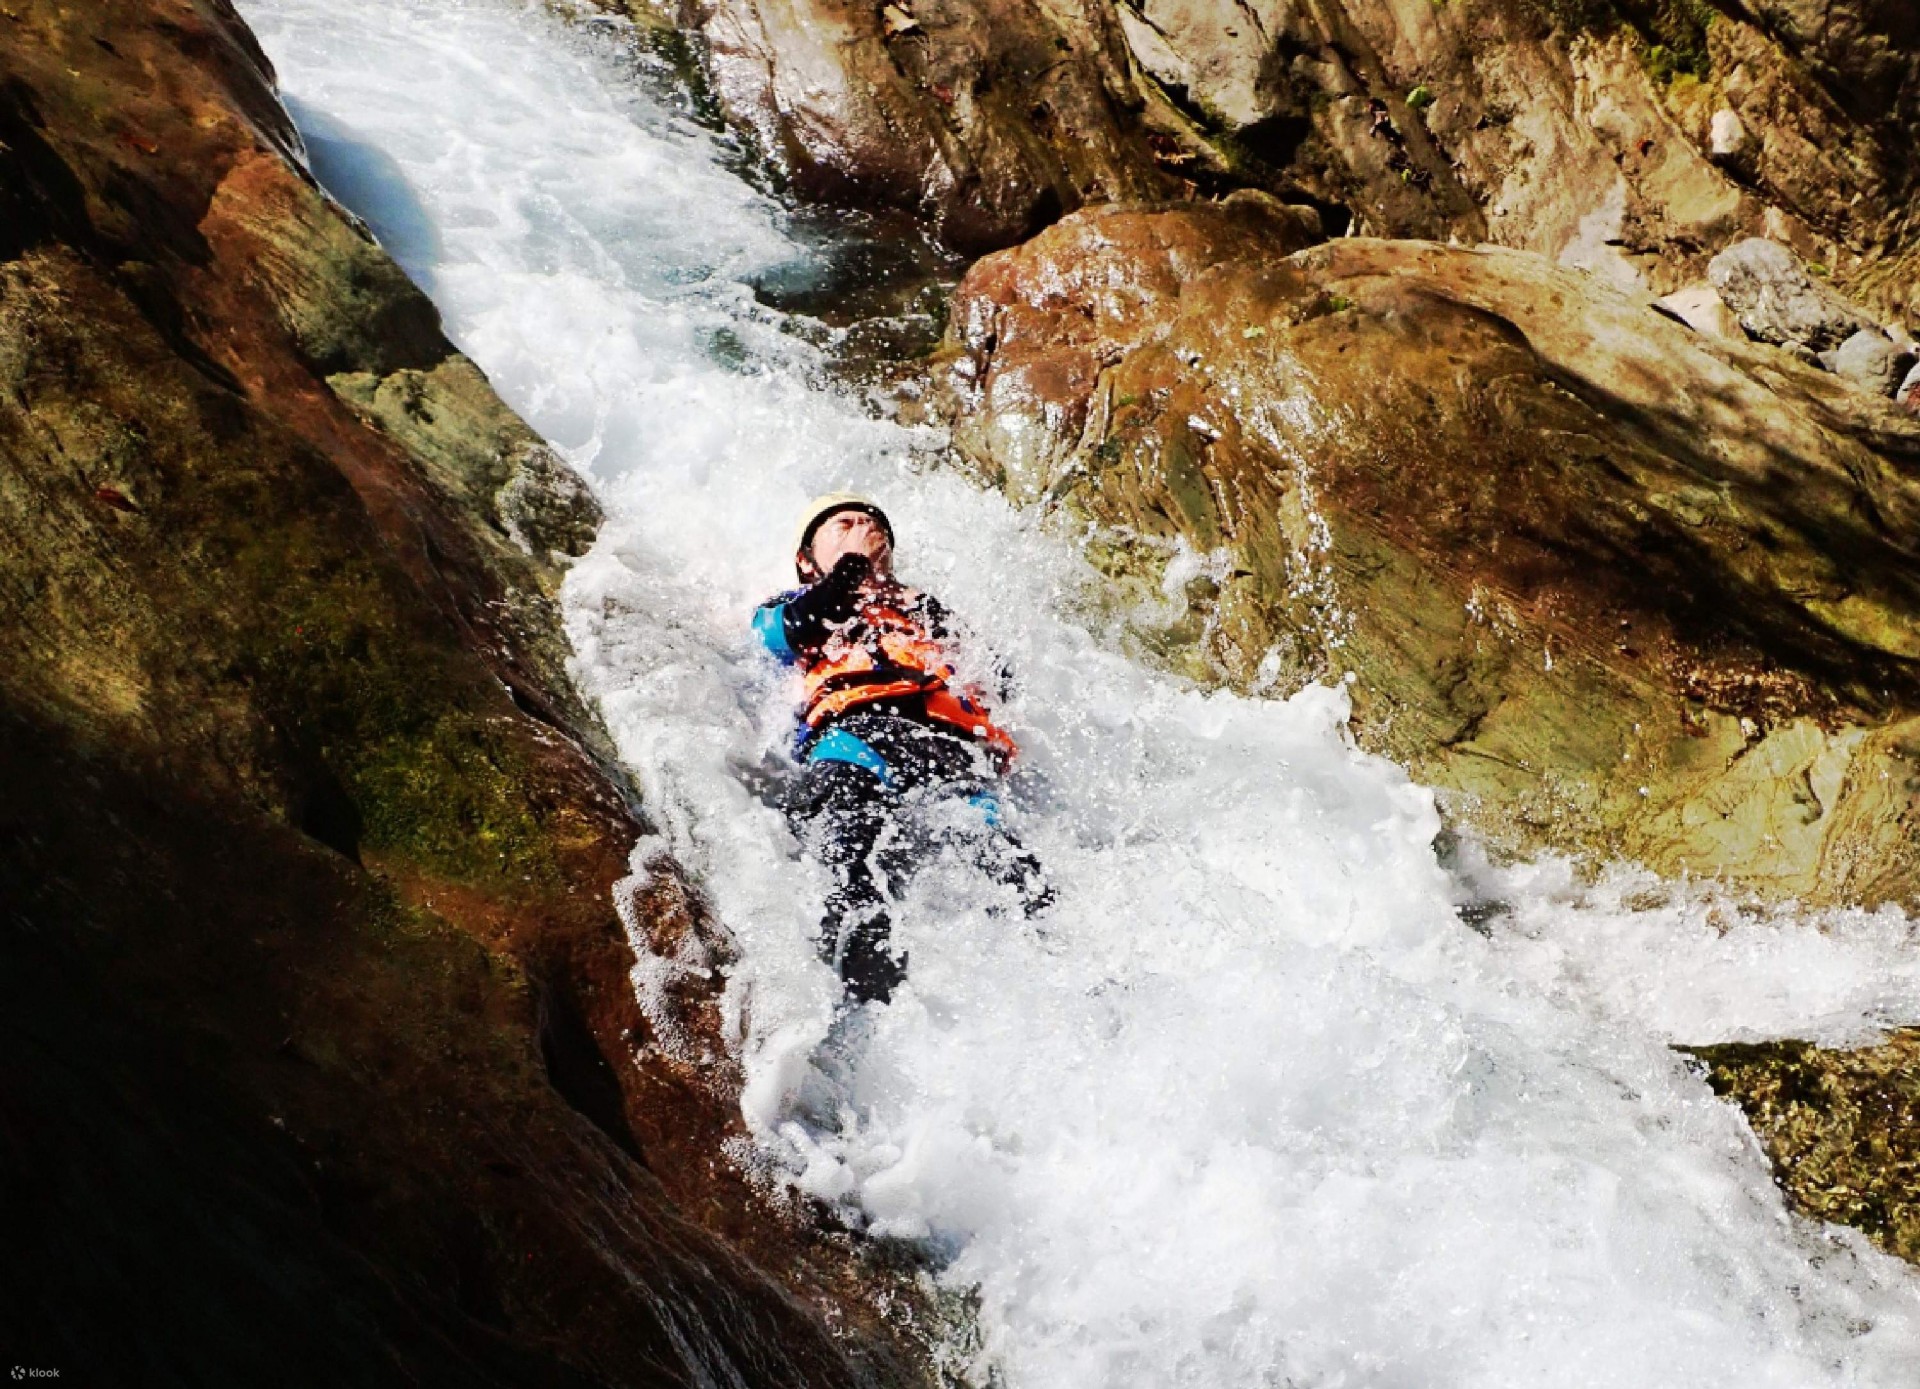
241,1,1920,1384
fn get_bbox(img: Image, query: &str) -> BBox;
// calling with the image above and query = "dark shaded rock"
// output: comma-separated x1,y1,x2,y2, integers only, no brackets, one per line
1900,360,1920,411
0,1,928,1382
676,0,1180,251
0,705,880,1389
1732,0,1920,132
937,202,1920,907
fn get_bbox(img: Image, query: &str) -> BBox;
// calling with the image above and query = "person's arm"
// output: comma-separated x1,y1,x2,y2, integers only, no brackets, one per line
752,552,872,662
915,591,1017,701
751,593,801,664
984,645,1018,703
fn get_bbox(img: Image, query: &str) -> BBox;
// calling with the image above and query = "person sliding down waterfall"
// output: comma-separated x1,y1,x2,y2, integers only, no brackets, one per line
754,495,1053,1006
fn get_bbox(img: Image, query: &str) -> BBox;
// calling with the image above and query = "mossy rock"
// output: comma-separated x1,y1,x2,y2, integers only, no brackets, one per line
0,1,932,1381
939,205,1920,907
1524,0,1714,78
1692,1034,1920,1263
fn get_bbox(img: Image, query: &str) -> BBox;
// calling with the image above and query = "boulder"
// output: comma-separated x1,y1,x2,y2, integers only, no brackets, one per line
937,202,1920,908
1819,327,1915,396
1708,237,1879,350
1730,0,1920,130
1694,1032,1920,1266
1708,107,1752,161
682,0,1178,251
945,192,1325,486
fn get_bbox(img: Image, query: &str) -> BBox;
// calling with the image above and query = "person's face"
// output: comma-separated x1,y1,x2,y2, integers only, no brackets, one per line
808,509,892,578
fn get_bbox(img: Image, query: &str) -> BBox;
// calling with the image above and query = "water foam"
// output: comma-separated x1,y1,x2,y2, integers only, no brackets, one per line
242,1,1920,1382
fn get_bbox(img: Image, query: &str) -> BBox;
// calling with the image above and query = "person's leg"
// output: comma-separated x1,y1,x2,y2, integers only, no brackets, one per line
1002,836,1056,918
868,718,1058,919
967,786,1056,918
789,757,907,1004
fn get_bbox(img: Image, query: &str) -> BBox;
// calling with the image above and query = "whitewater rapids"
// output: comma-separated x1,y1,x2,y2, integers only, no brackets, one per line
241,1,1920,1383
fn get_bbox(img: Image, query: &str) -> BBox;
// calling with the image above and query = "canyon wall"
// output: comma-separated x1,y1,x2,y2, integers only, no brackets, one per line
0,2,927,1380
642,0,1918,318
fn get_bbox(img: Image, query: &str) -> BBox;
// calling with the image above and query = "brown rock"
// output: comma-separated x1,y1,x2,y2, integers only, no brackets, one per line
1114,0,1917,305
1693,1031,1920,1266
651,0,1920,307
0,1,926,1382
1655,281,1740,338
684,0,1179,250
945,191,1324,487
937,202,1920,907
1732,0,1920,130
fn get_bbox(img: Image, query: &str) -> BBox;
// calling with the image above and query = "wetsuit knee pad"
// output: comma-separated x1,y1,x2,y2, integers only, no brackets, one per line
790,752,889,823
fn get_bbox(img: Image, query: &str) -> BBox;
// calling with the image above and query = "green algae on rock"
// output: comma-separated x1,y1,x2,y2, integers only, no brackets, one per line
936,200,1920,909
1693,1034,1920,1265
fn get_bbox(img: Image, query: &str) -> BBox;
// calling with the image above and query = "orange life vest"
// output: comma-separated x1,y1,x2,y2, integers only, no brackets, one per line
798,591,1018,762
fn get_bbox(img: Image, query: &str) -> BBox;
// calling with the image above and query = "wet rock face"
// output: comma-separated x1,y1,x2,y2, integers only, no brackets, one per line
937,202,1920,906
0,2,918,1384
661,0,1920,309
681,0,1180,250
944,191,1325,485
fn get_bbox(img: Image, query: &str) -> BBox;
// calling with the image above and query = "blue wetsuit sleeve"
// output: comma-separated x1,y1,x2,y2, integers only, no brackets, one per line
753,595,798,664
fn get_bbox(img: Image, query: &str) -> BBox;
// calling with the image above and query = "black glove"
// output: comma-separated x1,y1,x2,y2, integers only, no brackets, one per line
782,552,871,649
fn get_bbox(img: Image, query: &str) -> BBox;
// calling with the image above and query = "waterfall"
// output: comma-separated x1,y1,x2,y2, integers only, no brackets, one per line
240,1,1920,1383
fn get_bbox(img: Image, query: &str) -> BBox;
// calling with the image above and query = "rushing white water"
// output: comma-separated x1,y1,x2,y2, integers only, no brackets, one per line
243,2,1920,1383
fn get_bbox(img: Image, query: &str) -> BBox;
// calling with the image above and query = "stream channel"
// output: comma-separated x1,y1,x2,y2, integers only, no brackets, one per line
240,0,1920,1382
